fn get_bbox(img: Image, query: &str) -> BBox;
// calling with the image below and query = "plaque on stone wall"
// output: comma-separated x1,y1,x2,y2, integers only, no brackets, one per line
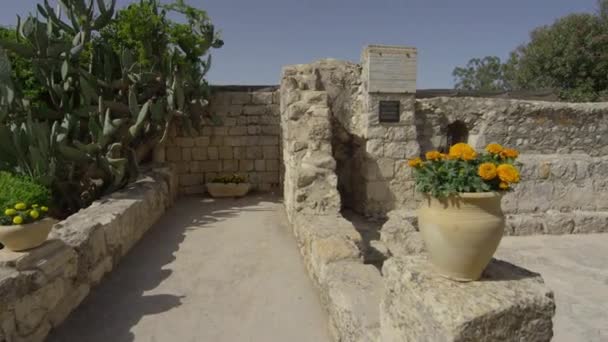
379,101,400,123
364,45,417,93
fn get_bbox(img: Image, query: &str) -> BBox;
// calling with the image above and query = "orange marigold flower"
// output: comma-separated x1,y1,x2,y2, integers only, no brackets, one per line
408,157,423,168
485,143,504,154
478,163,497,180
499,182,510,190
461,150,477,161
425,150,442,161
500,148,519,159
497,164,520,183
448,143,477,161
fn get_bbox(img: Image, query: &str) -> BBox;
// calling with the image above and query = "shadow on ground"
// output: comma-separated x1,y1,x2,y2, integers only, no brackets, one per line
47,193,280,342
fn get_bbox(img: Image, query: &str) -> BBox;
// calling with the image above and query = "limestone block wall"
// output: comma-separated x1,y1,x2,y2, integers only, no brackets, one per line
162,88,281,195
0,166,177,342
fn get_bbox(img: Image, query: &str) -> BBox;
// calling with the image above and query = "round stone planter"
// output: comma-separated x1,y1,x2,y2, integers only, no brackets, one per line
0,218,58,252
418,192,505,281
206,183,251,198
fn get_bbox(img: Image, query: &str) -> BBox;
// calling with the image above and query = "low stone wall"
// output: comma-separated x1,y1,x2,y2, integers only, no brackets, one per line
0,166,177,342
161,88,281,195
281,64,383,342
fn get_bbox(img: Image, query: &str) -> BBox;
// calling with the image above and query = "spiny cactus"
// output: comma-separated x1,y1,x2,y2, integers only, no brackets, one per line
0,0,222,215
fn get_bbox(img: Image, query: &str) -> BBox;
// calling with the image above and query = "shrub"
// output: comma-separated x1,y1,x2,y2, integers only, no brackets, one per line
0,172,50,225
212,174,247,184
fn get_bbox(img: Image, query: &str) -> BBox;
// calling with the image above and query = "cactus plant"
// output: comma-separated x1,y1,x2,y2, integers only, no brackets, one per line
0,0,222,216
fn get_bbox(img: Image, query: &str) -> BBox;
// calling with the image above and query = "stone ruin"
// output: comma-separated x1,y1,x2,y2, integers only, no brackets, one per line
279,44,608,341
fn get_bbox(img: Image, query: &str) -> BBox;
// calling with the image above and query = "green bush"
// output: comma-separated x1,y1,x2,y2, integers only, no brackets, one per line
0,171,51,223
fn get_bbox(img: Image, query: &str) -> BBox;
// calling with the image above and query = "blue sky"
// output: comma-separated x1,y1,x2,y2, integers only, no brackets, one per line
0,0,600,88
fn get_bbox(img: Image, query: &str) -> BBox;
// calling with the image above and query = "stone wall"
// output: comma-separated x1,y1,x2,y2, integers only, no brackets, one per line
0,166,177,342
280,63,384,341
281,56,608,235
161,88,281,195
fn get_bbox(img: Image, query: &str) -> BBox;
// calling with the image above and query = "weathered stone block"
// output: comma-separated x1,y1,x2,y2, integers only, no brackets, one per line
251,92,274,104
254,159,266,171
218,146,233,159
380,210,424,257
175,137,194,147
380,256,555,342
207,147,219,160
263,146,279,159
230,92,250,104
244,105,268,116
194,136,210,147
324,261,382,342
191,147,207,161
166,147,181,162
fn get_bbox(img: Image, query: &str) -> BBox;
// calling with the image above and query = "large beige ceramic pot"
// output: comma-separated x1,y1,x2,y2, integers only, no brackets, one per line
0,219,58,252
418,192,505,281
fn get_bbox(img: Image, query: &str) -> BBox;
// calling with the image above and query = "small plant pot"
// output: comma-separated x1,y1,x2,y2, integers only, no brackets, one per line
206,183,251,198
0,219,58,252
418,192,505,282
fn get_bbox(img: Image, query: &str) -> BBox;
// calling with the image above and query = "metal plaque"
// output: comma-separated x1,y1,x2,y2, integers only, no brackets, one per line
379,101,400,123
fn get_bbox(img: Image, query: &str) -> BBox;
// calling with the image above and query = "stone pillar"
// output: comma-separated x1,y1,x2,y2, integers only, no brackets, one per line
358,45,420,216
380,256,556,342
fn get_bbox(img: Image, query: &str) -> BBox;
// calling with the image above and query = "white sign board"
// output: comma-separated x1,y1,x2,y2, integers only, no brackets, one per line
364,45,417,93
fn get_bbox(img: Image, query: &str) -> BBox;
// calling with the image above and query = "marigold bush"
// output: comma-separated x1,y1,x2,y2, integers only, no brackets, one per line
408,143,520,197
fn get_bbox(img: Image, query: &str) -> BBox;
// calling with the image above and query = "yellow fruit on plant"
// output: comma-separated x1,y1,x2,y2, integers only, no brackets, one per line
14,203,26,210
478,163,497,180
485,143,503,154
4,208,17,216
30,210,40,219
497,164,520,183
12,216,23,225
41,206,49,212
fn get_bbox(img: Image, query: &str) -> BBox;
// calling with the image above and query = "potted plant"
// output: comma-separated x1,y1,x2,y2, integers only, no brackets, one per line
0,172,57,251
206,174,251,198
408,143,520,281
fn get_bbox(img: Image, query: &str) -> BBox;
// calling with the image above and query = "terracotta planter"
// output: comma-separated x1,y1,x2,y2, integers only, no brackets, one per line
0,219,58,252
206,183,251,198
418,192,505,281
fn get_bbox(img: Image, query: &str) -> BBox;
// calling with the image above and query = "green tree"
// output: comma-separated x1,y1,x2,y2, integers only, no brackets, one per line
452,56,509,91
454,1,608,102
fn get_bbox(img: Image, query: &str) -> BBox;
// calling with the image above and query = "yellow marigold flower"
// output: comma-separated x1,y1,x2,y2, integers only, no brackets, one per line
4,208,17,216
41,206,49,212
461,150,477,161
485,143,504,154
497,164,520,183
408,157,423,168
29,210,40,219
13,216,23,225
448,143,477,160
478,163,497,180
14,203,26,210
500,148,519,159
499,182,510,190
425,150,442,161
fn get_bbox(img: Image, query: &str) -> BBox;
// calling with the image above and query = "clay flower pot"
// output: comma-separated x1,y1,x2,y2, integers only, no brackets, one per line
418,192,505,281
206,183,251,198
0,218,58,252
